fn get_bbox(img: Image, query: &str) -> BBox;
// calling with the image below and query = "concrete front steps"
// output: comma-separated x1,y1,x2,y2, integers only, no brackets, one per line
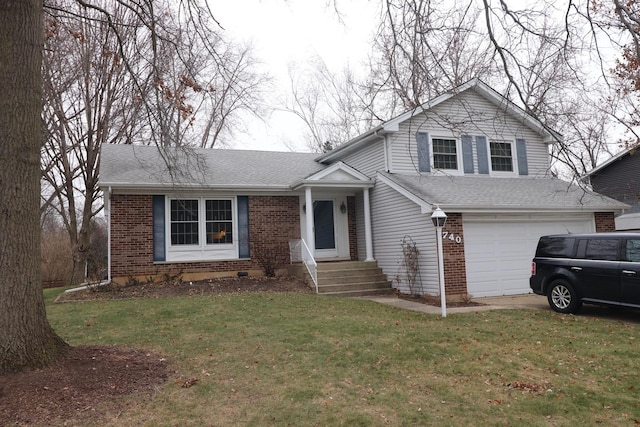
290,260,393,297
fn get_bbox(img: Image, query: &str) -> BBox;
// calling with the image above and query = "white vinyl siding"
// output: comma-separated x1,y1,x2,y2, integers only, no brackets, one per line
341,138,386,177
387,90,550,177
370,181,438,295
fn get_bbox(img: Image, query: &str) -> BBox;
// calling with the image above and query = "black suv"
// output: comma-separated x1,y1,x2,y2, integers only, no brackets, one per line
530,232,640,313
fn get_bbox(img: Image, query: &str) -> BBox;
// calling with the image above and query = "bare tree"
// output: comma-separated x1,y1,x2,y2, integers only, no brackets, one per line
284,1,498,152
480,0,640,176
284,57,375,152
40,0,268,285
609,0,640,145
369,0,497,116
41,1,146,285
1,0,266,372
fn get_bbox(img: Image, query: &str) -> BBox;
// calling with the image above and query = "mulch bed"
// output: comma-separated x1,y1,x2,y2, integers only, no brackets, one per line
56,276,314,302
0,345,169,426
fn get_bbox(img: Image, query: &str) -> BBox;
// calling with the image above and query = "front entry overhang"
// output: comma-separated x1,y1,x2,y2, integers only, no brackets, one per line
292,162,375,261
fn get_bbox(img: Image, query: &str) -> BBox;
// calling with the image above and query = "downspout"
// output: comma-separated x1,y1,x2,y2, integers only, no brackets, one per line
378,130,390,172
106,186,112,283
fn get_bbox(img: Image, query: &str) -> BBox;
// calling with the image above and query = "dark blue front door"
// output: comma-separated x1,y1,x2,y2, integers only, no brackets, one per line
313,200,335,250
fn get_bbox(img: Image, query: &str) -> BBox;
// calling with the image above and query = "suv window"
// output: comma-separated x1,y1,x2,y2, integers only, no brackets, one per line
625,240,640,262
536,237,575,258
583,239,619,261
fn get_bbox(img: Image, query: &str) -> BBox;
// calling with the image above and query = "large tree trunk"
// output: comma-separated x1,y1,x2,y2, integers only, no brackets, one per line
0,0,68,372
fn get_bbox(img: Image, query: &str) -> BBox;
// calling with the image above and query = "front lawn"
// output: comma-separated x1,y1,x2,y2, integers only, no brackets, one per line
38,289,640,425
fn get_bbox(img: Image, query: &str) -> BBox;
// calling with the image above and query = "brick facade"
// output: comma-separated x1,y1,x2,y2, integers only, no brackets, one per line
110,194,303,283
441,213,468,298
110,194,359,284
248,195,301,273
594,212,616,232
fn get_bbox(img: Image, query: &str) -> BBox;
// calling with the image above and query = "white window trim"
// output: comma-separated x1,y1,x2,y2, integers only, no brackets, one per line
430,135,463,176
165,196,238,262
488,139,518,177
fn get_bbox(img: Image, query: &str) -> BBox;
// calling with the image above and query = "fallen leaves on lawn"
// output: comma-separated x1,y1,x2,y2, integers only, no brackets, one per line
177,377,199,388
506,380,549,393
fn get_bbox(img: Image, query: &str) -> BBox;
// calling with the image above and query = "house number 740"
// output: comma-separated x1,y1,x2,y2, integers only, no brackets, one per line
442,231,462,244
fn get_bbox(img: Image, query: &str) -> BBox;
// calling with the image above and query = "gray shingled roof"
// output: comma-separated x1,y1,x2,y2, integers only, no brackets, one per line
100,144,325,190
380,172,629,211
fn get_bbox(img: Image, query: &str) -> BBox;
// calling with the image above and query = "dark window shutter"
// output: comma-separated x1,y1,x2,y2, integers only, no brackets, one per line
461,135,474,173
516,138,528,175
417,131,431,172
476,136,489,174
152,195,166,261
237,196,250,258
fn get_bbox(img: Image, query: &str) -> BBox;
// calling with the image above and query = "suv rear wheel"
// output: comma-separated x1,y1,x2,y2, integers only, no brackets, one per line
547,280,582,314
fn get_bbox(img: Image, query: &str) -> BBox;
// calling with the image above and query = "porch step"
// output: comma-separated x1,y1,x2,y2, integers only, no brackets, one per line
289,260,393,297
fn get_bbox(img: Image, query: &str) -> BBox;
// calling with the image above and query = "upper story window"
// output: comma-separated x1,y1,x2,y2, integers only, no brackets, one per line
418,132,528,176
432,138,458,170
489,141,514,172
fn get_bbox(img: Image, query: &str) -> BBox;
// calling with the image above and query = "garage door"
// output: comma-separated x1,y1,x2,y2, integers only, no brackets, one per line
463,216,594,297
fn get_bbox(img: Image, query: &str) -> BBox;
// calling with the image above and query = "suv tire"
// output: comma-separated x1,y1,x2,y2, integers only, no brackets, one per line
547,280,582,314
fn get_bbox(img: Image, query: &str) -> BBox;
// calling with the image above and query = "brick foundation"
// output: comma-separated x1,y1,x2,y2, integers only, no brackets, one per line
110,194,302,283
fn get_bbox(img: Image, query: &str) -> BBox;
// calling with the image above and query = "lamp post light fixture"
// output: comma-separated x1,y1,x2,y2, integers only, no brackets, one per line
431,206,448,318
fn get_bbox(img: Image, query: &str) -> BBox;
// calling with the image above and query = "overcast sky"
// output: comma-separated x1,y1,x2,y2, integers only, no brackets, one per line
211,0,379,152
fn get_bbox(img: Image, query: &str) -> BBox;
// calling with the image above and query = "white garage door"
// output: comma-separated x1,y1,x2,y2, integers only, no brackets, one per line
463,215,594,297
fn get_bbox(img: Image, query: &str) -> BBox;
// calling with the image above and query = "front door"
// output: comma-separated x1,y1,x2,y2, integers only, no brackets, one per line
313,200,337,257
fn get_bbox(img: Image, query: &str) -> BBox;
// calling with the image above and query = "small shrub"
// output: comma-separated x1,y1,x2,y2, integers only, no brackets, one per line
252,244,288,277
162,270,184,285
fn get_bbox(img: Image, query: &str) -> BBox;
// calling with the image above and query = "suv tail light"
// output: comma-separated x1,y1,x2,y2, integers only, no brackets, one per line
531,262,536,276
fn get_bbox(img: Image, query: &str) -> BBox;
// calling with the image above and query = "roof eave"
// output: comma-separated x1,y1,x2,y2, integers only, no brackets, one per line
100,182,295,193
432,205,629,214
290,180,375,191
582,147,632,178
314,126,386,163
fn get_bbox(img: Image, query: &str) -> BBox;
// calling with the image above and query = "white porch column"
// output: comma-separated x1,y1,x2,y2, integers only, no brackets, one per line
363,188,374,261
305,187,315,257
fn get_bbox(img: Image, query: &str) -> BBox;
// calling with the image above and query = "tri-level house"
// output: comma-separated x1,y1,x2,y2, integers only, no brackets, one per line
100,79,627,299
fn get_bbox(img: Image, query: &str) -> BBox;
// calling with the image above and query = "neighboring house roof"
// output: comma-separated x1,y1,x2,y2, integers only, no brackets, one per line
377,172,629,214
100,144,326,191
582,145,639,178
316,78,562,164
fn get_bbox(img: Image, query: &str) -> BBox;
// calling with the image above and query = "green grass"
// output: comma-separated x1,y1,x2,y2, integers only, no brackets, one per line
44,288,640,426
